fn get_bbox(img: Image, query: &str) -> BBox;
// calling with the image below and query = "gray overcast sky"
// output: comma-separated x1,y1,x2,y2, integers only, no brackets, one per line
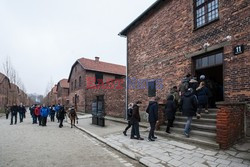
0,0,155,95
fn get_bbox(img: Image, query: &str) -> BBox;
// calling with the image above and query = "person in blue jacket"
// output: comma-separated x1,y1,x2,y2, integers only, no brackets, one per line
40,104,50,126
55,104,61,123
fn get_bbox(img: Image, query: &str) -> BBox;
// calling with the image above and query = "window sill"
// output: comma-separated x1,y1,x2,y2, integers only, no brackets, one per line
193,18,220,31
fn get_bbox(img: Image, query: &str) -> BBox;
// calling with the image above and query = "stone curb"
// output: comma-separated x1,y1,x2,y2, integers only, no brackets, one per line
71,123,147,166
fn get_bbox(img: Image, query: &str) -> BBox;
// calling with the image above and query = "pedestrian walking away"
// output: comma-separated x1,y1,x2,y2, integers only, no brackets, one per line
130,101,144,140
123,103,133,136
5,105,10,119
10,103,19,125
50,105,56,122
165,95,176,134
146,96,160,141
180,88,198,138
196,81,210,119
58,106,66,128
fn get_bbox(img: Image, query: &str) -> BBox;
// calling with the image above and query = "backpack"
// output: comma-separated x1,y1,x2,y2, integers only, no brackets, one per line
127,108,132,118
69,109,76,117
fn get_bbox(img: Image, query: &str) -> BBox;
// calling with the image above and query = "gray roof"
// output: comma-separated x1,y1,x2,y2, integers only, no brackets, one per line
119,0,164,37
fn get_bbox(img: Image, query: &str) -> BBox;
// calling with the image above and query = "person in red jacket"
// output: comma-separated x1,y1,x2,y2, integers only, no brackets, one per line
34,105,42,126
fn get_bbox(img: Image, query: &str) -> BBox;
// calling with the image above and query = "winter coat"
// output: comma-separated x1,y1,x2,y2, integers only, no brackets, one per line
147,101,158,123
127,108,133,120
34,107,41,116
50,107,56,115
130,104,140,123
19,106,26,113
196,86,209,105
180,91,198,117
55,105,61,113
58,107,66,119
165,95,176,120
40,107,50,117
11,105,19,115
189,79,199,95
179,77,190,96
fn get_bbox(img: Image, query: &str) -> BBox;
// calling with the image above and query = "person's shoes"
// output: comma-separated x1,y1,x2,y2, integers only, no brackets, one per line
137,137,144,140
152,136,157,139
123,131,127,136
205,110,209,114
196,113,201,119
166,131,171,134
184,132,189,138
130,136,135,139
10,123,13,125
148,138,155,141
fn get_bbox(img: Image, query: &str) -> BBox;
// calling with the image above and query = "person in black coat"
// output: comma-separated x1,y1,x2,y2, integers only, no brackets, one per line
196,81,210,119
146,96,160,141
10,103,19,125
58,106,66,128
130,101,144,140
123,103,133,136
180,88,198,138
165,95,176,134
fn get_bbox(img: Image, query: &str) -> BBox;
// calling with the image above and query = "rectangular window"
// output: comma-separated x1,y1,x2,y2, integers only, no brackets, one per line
148,80,156,97
195,51,223,69
95,73,103,84
194,0,219,28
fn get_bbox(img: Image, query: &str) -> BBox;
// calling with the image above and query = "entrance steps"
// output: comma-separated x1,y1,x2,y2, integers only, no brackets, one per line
157,108,219,149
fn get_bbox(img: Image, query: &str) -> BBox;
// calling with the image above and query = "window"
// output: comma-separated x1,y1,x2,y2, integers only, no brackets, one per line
79,76,82,87
75,79,77,89
75,66,77,73
196,52,223,69
194,0,219,28
71,82,73,91
148,80,156,97
95,72,103,84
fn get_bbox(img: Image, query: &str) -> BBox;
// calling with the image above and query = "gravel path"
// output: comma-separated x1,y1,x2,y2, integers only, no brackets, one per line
0,115,143,167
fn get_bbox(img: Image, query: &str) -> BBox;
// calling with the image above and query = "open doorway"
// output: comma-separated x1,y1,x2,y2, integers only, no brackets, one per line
193,51,224,107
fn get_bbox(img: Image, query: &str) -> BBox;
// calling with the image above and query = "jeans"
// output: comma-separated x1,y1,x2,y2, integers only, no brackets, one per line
148,122,156,139
131,121,140,138
33,115,37,124
50,114,55,122
184,116,193,134
11,113,17,124
38,116,42,125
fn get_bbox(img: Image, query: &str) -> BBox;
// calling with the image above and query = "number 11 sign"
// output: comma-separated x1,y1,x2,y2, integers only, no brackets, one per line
234,45,244,55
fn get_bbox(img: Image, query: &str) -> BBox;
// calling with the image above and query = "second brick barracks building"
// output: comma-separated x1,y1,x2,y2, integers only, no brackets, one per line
68,57,126,117
120,0,250,148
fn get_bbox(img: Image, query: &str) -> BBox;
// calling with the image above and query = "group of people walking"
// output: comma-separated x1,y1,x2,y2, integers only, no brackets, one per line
123,74,213,140
5,103,27,125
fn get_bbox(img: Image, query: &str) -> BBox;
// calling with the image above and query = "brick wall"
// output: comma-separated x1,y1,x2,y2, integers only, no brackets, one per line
216,102,246,149
246,103,250,137
85,78,125,117
126,0,250,117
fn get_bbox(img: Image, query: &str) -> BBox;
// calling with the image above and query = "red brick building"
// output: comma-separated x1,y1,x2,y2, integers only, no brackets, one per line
0,72,11,111
68,57,126,116
56,79,69,107
120,0,250,148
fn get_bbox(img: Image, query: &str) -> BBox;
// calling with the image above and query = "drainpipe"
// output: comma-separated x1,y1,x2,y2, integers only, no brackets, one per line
125,38,128,120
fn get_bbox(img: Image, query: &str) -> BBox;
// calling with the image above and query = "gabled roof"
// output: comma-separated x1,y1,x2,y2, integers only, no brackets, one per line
119,0,164,36
56,79,69,91
51,85,58,94
68,57,126,82
10,83,19,93
0,72,10,87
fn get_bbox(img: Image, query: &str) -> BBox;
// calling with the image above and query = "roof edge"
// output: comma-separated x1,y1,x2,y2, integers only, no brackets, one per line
119,0,164,37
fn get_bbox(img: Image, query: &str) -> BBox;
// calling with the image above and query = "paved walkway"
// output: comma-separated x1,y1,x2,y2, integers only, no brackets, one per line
76,115,250,167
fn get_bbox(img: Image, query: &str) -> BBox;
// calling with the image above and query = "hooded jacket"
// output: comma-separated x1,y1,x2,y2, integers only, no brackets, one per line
40,107,50,117
147,101,158,122
165,95,176,120
180,91,198,117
